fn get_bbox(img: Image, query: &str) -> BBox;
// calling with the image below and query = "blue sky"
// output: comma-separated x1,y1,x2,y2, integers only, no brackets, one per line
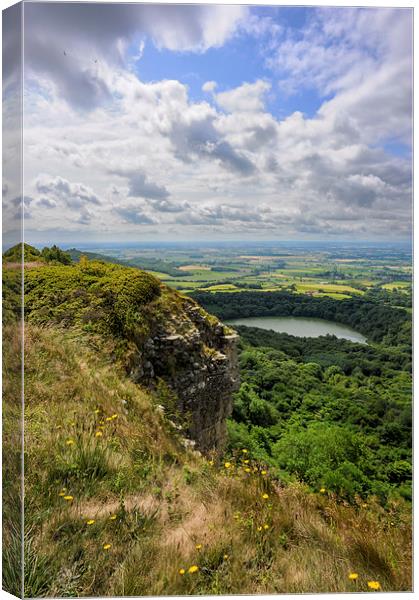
2,3,413,245
134,7,336,120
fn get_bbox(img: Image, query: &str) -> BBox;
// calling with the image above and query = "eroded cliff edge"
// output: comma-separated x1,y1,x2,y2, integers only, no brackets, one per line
22,258,240,452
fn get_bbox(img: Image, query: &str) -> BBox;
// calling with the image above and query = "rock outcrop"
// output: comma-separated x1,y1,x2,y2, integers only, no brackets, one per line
129,297,240,452
22,259,240,453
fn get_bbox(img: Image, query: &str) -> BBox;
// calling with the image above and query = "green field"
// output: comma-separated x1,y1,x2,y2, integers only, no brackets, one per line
71,243,412,303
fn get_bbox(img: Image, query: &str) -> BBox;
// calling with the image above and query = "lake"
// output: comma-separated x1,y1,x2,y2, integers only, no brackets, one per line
226,316,367,344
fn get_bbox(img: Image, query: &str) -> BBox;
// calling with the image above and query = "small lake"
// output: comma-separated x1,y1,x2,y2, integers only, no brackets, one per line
226,316,367,344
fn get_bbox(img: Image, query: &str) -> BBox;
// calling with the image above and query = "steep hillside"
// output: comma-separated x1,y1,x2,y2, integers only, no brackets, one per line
2,252,412,595
23,258,239,451
3,323,412,596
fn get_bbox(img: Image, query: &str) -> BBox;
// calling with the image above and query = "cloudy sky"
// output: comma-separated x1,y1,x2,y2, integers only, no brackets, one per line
3,2,413,244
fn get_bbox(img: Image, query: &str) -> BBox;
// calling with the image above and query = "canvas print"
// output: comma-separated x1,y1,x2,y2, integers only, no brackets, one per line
2,1,413,597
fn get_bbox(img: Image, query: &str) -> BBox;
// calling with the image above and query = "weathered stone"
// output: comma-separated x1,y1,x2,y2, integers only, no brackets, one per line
128,296,239,452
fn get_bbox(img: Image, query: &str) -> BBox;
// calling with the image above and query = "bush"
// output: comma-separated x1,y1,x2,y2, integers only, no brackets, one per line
24,260,161,339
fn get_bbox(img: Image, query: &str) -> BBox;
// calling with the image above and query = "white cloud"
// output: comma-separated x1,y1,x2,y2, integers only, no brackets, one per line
215,80,271,113
20,5,412,241
202,81,217,93
23,3,248,111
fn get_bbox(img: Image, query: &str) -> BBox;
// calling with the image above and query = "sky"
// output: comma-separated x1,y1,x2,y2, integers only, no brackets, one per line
2,2,413,245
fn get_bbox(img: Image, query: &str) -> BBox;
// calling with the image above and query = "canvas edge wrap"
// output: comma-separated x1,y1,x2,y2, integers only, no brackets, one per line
2,2,24,598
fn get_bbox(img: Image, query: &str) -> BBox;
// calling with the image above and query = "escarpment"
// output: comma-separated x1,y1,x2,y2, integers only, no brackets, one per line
129,301,240,451
22,259,239,451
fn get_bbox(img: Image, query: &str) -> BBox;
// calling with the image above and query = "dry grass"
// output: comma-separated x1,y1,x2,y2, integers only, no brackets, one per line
3,323,412,596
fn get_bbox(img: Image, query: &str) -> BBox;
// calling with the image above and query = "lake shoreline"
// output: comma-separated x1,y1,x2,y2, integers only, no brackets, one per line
226,316,367,344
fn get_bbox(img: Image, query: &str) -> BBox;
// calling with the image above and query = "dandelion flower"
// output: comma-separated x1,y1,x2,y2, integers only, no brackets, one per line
319,488,326,493
179,568,185,575
224,462,231,469
94,409,100,414
110,515,117,521
367,581,381,590
243,459,249,464
262,493,269,500
95,431,103,437
103,543,112,550
65,439,75,446
242,449,248,454
261,470,267,475
63,495,73,501
86,519,95,525
263,524,269,530
195,544,202,550
105,417,112,422
188,565,199,574
244,467,251,473
348,573,358,580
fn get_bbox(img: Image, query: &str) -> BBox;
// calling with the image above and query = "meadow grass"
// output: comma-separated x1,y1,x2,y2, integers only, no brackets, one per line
3,323,412,596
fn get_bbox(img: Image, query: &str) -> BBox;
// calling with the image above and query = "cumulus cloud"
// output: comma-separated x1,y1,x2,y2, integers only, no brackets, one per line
20,5,411,241
23,3,247,111
35,175,101,209
113,205,157,225
215,80,271,113
202,81,217,93
109,169,170,200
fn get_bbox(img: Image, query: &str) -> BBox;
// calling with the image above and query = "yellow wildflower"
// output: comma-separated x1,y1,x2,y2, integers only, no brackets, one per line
261,470,267,475
188,565,199,574
58,491,66,497
243,459,249,464
362,503,368,508
179,568,185,575
244,467,251,473
263,524,269,530
195,544,202,550
241,449,248,454
95,431,103,437
348,573,358,580
63,495,73,501
262,493,269,500
110,514,117,521
105,417,112,422
223,554,229,560
209,460,214,466
111,413,118,420
367,581,381,590
319,488,326,493
103,543,112,550
65,439,75,446
94,409,100,414
86,519,95,525
224,462,231,469
257,526,262,532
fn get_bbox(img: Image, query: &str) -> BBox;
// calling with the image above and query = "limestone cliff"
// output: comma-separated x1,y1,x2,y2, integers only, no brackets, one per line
22,259,240,452
129,298,240,452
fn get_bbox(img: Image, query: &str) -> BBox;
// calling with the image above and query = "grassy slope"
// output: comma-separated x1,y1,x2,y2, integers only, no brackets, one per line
3,323,412,596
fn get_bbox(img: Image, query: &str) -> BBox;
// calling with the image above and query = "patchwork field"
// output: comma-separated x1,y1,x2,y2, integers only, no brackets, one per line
68,243,412,303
